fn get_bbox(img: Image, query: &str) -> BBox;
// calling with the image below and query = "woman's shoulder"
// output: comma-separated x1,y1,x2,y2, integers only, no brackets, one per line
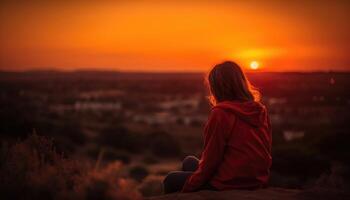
211,105,229,115
209,105,236,123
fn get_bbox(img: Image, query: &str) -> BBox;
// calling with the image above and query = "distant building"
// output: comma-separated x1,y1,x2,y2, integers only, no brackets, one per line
159,95,201,111
132,111,207,126
269,114,283,124
79,90,124,99
133,112,177,125
267,97,287,105
74,101,122,111
283,130,305,141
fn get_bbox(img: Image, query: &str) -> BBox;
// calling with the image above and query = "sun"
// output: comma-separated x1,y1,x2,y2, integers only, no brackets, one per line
250,61,260,70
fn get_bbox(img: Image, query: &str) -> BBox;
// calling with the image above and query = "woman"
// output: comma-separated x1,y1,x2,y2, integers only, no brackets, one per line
163,61,272,193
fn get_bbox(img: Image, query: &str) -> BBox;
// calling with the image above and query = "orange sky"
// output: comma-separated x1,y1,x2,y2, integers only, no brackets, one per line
1,0,349,72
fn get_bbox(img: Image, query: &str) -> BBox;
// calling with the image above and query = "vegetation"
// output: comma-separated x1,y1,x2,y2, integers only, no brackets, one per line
1,72,350,197
129,165,149,182
98,127,182,158
0,134,141,200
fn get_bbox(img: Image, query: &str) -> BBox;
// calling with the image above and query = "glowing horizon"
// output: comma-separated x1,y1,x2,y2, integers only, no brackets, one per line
1,1,349,72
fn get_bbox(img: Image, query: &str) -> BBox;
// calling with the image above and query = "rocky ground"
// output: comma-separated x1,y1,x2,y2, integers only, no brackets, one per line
147,188,304,200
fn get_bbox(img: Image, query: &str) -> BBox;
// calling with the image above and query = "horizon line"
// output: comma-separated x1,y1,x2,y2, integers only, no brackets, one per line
1,68,350,74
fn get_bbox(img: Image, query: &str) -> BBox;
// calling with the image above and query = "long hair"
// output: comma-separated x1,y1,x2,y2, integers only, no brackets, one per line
207,61,261,105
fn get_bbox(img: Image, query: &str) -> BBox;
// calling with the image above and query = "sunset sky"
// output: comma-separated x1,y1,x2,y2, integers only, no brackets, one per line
1,0,349,72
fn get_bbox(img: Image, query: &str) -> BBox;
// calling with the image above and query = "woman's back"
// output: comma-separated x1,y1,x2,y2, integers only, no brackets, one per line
210,101,272,190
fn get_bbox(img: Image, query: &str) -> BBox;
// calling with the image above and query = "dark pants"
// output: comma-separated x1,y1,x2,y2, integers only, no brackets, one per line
163,156,216,194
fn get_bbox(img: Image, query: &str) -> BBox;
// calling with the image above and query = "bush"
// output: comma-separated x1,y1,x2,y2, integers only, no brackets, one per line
138,175,163,197
76,162,141,200
0,134,141,200
87,147,131,164
98,127,182,158
142,155,159,164
301,162,350,199
129,165,149,182
272,148,329,181
320,132,350,165
98,126,144,153
149,131,182,158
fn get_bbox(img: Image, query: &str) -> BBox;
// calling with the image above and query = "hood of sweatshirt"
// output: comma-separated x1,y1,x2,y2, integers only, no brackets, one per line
214,101,268,127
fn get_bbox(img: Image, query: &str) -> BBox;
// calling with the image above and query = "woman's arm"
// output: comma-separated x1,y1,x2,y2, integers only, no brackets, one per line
182,108,233,192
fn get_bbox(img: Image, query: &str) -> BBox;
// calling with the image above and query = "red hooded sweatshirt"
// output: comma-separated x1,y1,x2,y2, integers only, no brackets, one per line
182,101,272,192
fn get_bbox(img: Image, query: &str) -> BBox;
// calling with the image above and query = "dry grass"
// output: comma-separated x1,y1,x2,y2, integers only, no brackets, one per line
0,134,142,200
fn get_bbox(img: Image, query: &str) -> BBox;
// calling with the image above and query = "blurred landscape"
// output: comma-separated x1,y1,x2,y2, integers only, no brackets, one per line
1,71,350,198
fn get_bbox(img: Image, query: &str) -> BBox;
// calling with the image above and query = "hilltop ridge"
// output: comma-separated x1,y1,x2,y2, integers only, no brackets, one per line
147,188,304,200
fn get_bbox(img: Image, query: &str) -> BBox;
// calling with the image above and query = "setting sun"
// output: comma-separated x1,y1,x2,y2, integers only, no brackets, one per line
250,61,260,70
0,1,349,71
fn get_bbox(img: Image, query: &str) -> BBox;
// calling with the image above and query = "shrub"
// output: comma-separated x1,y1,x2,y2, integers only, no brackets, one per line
98,127,182,158
272,148,329,183
320,132,350,165
138,175,163,197
149,131,182,158
87,147,131,164
301,162,350,199
129,165,149,182
98,126,144,153
76,162,141,200
102,151,131,164
142,155,159,164
0,134,141,200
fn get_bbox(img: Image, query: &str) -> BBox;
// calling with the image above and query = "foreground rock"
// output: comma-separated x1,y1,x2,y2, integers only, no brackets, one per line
147,187,304,200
